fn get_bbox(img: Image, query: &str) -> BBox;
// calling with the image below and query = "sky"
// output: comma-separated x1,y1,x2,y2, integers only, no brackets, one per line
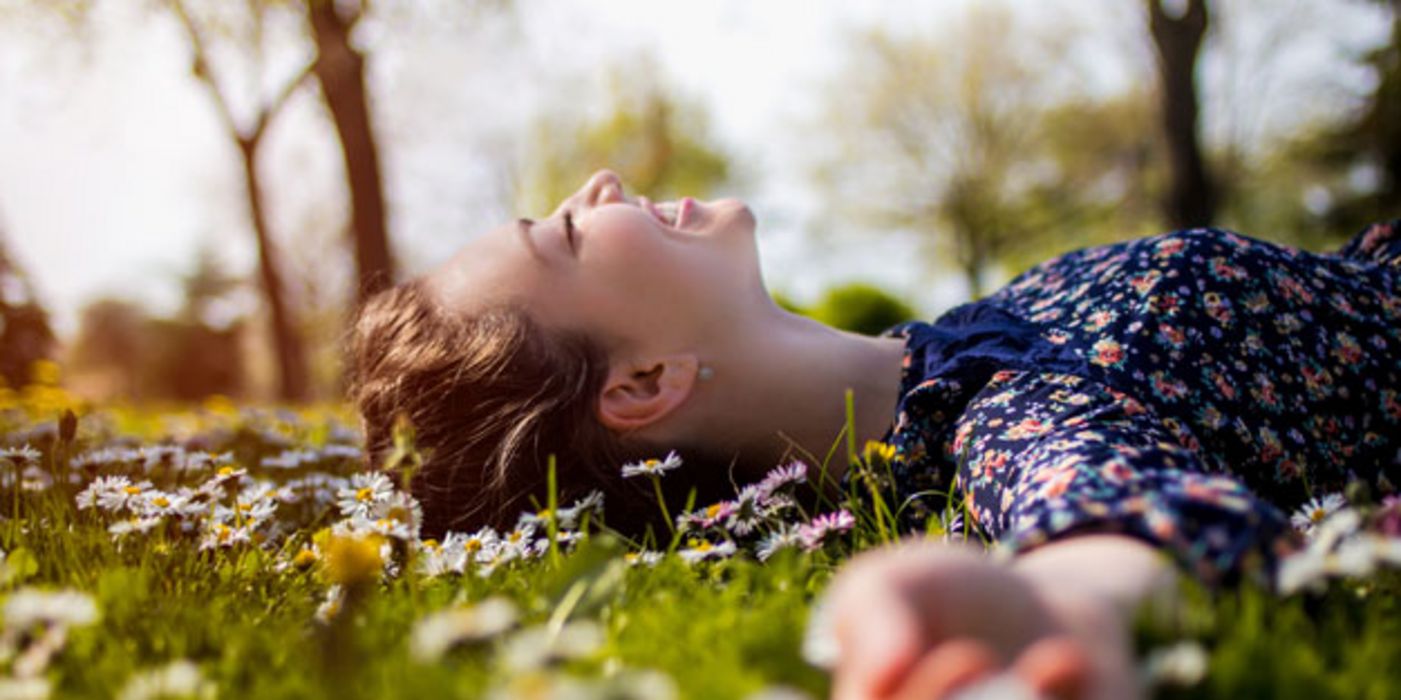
0,0,1389,338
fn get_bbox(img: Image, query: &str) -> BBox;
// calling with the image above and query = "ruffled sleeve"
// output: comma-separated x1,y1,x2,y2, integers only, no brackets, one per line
950,370,1301,586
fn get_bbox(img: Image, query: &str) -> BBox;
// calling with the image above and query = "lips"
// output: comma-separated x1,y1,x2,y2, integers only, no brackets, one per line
640,197,694,230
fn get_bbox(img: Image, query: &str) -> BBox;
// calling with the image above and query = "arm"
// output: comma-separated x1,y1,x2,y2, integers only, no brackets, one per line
954,370,1298,587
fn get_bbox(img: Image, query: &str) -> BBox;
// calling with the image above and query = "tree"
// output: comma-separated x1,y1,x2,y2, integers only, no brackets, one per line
0,226,54,389
168,0,311,402
1310,0,1401,236
805,283,918,337
1147,0,1218,228
305,0,394,304
516,58,730,215
815,6,1082,298
67,249,246,402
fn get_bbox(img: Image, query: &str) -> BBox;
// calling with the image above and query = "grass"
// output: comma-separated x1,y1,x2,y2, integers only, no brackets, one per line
1,379,1400,699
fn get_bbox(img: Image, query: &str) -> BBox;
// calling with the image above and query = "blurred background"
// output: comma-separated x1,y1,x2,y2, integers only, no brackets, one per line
0,0,1396,405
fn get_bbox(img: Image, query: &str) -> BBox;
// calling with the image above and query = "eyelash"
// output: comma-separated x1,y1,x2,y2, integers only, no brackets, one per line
563,211,577,253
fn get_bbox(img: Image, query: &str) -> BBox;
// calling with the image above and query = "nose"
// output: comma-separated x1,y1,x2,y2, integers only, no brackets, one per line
587,170,625,205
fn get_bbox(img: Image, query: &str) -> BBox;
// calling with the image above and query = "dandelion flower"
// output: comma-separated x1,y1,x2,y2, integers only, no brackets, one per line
323,534,386,586
1291,493,1346,536
620,451,682,479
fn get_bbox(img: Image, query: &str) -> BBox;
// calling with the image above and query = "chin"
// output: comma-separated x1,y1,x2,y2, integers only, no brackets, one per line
713,198,756,235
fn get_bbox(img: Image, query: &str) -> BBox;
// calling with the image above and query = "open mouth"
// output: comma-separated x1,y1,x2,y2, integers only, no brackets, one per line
641,197,694,230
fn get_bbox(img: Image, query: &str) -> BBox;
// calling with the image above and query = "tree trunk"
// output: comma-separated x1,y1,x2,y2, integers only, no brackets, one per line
306,0,395,304
238,138,311,402
1148,0,1217,229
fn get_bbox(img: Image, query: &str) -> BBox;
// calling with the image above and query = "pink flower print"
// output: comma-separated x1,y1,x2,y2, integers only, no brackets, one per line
1147,293,1181,315
1090,338,1126,369
1153,237,1187,258
1252,374,1280,410
1084,308,1117,332
1210,257,1248,281
1156,323,1187,349
1150,371,1188,402
1258,426,1283,462
1130,269,1162,296
1203,292,1234,325
1332,332,1363,365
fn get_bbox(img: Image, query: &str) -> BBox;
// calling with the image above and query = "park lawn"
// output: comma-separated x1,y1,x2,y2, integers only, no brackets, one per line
0,389,1399,700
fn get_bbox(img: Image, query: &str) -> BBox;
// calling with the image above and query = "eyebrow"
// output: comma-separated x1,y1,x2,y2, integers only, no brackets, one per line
516,218,542,259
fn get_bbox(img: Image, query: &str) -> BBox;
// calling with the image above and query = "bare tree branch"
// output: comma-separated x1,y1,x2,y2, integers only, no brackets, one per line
168,0,243,142
251,60,317,142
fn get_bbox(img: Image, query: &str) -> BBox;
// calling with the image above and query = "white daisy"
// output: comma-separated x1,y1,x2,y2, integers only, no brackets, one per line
798,510,856,551
314,585,344,625
0,445,41,464
335,472,395,518
620,451,682,479
624,551,664,567
756,527,803,562
555,490,605,529
198,523,252,551
756,461,808,499
3,588,99,630
108,517,164,539
116,659,213,700
409,598,519,662
96,479,155,514
1291,493,1346,536
678,538,737,564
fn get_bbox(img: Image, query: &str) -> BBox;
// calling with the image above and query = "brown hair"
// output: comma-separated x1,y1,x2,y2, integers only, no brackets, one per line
345,279,733,539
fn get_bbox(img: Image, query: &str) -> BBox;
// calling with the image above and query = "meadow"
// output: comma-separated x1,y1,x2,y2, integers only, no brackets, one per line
1,369,1400,700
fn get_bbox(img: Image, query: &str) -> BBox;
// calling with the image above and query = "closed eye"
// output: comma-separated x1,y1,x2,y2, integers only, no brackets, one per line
563,210,577,254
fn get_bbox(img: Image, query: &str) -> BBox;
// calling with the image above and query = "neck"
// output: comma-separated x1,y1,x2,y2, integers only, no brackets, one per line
693,308,907,489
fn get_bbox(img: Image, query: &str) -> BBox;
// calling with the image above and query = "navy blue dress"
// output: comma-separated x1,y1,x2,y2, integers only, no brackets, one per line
856,221,1401,585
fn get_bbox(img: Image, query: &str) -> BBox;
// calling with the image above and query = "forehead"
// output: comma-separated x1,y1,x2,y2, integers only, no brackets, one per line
422,220,543,318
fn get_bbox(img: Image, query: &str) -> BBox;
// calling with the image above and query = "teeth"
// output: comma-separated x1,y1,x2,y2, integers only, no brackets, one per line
655,201,678,226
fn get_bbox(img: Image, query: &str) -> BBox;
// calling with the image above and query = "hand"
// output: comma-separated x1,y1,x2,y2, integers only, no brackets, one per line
820,539,1141,700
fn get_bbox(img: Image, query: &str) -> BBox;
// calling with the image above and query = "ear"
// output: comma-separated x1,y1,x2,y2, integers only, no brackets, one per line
597,354,701,433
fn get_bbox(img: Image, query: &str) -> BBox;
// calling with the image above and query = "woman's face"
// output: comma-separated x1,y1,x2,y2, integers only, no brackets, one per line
426,170,764,355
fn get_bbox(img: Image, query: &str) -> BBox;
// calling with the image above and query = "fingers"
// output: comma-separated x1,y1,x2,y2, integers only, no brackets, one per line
829,583,924,700
1013,637,1092,700
827,549,930,700
889,638,999,700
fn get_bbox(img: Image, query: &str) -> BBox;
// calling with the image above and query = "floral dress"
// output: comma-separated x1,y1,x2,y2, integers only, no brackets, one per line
859,221,1401,585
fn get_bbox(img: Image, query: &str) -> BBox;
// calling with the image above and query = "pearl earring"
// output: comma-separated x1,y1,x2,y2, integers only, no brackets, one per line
697,365,715,382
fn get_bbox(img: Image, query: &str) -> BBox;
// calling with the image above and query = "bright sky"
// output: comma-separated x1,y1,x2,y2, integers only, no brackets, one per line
0,0,1388,337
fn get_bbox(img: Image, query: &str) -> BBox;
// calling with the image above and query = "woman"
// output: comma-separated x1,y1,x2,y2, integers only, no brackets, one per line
347,169,1400,698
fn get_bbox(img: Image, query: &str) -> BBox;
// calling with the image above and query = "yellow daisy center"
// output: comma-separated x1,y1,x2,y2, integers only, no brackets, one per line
123,485,142,495
152,496,170,508
356,487,374,502
292,549,318,568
